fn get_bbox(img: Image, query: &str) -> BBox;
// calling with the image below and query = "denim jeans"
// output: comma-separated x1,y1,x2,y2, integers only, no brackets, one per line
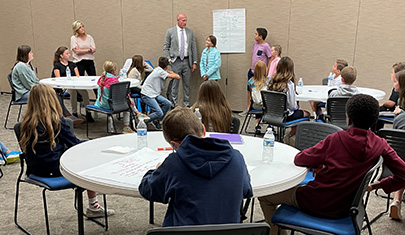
141,95,172,122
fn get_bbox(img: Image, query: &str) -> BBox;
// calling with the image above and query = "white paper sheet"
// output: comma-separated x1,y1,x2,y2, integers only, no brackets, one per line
79,148,168,187
213,9,246,53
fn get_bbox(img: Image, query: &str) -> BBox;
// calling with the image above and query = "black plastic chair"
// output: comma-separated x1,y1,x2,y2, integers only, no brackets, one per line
369,129,405,225
231,116,240,134
4,74,27,129
295,122,343,185
271,156,382,235
326,96,350,130
86,81,135,138
259,90,309,141
146,223,270,235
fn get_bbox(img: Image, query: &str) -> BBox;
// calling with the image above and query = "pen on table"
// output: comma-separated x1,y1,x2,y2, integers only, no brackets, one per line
157,147,173,151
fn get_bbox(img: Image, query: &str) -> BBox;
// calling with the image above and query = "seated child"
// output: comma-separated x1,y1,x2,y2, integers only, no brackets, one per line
310,59,348,117
19,84,115,218
328,66,359,97
380,63,405,112
192,81,232,133
127,54,153,94
138,107,253,226
259,94,405,234
0,141,21,164
95,61,148,133
140,57,180,129
267,44,282,79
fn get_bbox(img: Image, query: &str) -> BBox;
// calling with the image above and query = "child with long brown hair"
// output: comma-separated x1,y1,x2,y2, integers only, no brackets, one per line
127,54,153,94
192,80,232,133
19,84,114,218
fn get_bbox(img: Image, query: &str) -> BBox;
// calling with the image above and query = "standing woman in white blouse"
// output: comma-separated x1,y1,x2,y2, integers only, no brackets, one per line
70,20,96,77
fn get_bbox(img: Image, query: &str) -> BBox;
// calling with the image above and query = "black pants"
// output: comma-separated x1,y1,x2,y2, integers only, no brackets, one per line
76,59,97,96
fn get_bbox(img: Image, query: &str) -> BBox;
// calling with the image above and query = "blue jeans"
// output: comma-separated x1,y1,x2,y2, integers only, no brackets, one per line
0,141,8,154
141,95,172,122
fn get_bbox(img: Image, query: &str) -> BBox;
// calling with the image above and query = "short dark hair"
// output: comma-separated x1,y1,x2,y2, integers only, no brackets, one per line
158,57,170,69
393,62,405,73
346,94,379,130
256,28,268,40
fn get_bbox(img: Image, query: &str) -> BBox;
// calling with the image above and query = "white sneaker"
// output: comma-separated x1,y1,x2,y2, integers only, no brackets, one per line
85,207,115,218
389,200,402,220
137,113,150,122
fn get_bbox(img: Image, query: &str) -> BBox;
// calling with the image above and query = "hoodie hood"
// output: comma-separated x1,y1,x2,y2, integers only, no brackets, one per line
176,135,234,179
338,84,359,96
338,127,383,162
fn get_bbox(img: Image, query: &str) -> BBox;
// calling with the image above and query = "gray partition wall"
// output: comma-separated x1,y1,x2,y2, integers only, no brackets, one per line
1,0,405,110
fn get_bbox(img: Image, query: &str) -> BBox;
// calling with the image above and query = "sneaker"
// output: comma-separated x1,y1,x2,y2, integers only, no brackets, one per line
85,207,115,218
389,200,402,220
146,121,157,131
122,126,134,134
154,120,162,130
6,151,21,164
137,113,150,122
238,110,249,116
0,159,5,165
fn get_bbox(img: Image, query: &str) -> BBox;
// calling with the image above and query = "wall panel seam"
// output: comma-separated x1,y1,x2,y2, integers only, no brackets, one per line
353,0,362,66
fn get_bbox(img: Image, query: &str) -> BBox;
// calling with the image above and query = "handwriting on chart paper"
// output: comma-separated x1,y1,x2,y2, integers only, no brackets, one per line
110,156,162,178
79,147,167,186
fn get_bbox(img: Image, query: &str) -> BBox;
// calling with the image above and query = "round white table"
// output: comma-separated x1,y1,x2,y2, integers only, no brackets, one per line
60,132,306,234
60,132,306,198
40,76,100,90
296,85,386,102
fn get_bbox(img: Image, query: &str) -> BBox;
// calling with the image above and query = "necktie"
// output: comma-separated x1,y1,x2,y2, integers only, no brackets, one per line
180,29,185,60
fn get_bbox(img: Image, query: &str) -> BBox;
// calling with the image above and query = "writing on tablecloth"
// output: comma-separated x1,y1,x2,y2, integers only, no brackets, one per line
111,157,161,178
79,147,168,187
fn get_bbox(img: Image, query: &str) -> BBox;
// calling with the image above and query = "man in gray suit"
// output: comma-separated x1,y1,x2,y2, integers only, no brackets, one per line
164,13,197,107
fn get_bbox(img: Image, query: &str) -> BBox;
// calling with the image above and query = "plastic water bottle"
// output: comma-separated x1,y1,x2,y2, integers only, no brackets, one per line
66,66,71,80
297,77,304,94
122,69,127,79
327,72,334,87
108,116,114,132
262,128,275,163
119,69,124,80
194,108,202,122
137,119,148,150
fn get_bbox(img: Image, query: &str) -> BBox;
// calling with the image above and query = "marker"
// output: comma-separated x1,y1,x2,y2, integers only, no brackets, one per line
91,79,96,81
157,147,173,151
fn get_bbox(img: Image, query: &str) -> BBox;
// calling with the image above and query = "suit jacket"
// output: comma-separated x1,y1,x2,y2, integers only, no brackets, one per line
163,26,197,68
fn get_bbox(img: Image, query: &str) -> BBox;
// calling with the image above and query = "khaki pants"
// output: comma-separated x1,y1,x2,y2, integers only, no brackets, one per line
258,186,300,235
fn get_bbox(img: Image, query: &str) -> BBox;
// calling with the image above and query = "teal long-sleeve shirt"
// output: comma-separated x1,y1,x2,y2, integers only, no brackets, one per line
11,62,39,100
200,47,221,80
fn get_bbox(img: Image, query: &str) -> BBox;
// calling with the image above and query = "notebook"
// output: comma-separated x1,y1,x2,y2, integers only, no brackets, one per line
209,133,243,144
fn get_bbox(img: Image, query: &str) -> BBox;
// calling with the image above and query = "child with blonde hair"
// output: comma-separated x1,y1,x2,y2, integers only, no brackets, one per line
95,61,147,133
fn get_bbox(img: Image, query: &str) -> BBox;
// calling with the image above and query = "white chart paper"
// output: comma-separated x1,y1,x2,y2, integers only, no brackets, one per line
213,8,246,53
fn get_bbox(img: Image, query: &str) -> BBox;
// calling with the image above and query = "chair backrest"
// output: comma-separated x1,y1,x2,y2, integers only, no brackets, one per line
377,129,405,180
326,96,350,129
7,74,18,102
350,156,383,234
295,122,343,151
146,223,270,235
321,78,328,85
261,90,287,126
230,116,240,134
108,81,131,113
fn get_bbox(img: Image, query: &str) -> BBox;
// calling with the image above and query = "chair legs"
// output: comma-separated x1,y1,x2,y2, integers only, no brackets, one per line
14,177,33,235
4,102,24,129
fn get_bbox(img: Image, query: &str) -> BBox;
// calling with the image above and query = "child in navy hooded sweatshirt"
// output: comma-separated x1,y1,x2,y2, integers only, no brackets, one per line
139,107,253,226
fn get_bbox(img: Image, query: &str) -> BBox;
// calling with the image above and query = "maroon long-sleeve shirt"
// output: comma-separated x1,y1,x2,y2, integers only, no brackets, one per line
295,127,405,218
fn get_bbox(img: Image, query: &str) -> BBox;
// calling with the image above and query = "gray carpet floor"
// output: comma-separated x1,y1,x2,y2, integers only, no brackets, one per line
1,93,405,234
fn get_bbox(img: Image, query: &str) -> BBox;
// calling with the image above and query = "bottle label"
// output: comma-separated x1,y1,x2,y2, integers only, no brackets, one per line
263,140,274,147
137,129,147,136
